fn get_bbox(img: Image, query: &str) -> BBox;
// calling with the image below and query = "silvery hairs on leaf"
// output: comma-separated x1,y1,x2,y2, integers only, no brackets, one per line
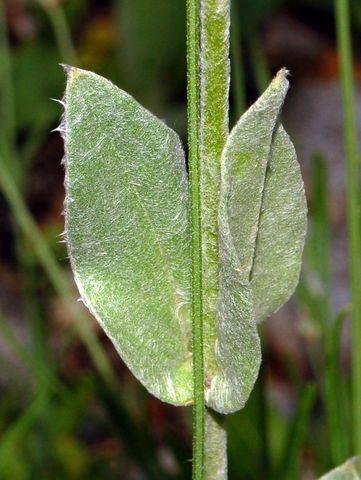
206,69,307,414
319,457,361,479
62,67,306,414
63,67,192,406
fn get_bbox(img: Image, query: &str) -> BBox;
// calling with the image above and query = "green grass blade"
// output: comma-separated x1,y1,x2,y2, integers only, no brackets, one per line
334,0,361,455
274,384,316,480
248,28,270,95
0,156,117,388
37,0,78,65
0,0,16,155
0,394,46,475
326,308,351,464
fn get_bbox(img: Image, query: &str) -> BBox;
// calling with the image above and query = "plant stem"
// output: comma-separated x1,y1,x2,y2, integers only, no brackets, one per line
325,308,350,463
187,0,231,477
248,29,270,94
0,0,19,178
199,0,230,398
0,0,14,139
187,1,205,478
334,0,361,455
204,409,227,479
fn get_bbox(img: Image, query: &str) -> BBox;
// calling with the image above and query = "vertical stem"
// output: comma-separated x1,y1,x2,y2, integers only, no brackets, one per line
0,0,19,178
187,0,230,478
0,0,14,141
326,309,350,463
199,0,230,398
187,1,205,479
38,0,78,65
204,409,227,479
248,29,270,94
256,356,270,476
334,0,361,455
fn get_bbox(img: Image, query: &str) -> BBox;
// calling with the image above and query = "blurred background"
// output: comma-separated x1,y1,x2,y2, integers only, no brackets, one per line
1,0,361,478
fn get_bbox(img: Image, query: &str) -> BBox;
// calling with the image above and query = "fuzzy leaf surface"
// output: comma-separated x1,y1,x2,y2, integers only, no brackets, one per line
319,458,361,479
220,69,306,323
64,68,192,406
206,70,307,413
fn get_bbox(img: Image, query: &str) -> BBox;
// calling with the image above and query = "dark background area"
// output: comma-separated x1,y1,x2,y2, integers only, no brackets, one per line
1,0,361,478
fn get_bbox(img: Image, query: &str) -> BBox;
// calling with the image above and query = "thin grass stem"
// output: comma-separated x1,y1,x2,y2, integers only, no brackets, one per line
0,157,117,389
325,308,351,463
248,29,270,94
0,394,47,473
38,0,78,65
334,0,361,455
274,384,316,480
0,0,16,154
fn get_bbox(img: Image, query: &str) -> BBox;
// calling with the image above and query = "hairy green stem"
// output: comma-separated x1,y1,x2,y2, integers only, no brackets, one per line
187,1,205,478
187,0,231,477
204,410,227,479
334,0,361,455
199,0,230,386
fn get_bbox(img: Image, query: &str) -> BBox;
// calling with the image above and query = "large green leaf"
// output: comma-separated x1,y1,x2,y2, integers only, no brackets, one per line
319,458,361,479
63,67,192,406
206,70,307,413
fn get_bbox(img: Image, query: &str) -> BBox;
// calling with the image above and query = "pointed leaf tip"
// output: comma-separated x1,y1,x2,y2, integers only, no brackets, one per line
319,457,361,479
277,67,290,80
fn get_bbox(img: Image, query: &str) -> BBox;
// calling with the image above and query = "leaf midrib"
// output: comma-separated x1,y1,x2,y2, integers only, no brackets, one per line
248,122,279,283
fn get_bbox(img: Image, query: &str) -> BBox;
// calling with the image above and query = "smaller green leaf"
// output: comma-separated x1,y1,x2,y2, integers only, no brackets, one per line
220,68,307,323
206,69,307,414
319,458,361,479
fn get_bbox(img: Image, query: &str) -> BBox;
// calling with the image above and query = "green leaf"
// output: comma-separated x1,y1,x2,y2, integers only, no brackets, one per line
319,458,361,479
220,69,306,323
63,67,192,406
63,67,306,414
206,70,307,413
251,123,307,321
